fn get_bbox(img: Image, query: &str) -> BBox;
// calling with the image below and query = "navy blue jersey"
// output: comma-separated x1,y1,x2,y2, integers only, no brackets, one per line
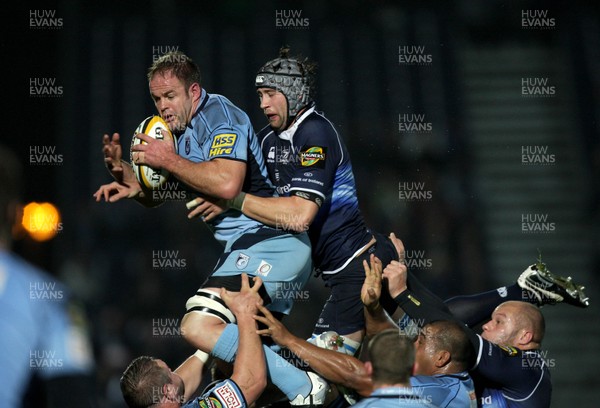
257,107,372,273
472,336,552,407
394,291,552,408
178,88,275,246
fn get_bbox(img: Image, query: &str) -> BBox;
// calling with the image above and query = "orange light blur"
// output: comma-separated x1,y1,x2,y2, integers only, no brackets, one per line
21,202,62,241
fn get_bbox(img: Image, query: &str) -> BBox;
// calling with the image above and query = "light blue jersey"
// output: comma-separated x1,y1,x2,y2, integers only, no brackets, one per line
411,372,477,408
178,89,312,315
0,250,94,407
177,88,275,247
183,379,248,408
353,386,438,408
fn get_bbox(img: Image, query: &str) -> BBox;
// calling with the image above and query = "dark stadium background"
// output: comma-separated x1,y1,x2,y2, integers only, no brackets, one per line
8,0,600,406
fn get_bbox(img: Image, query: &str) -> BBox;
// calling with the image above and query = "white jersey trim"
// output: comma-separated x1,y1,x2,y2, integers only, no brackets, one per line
321,239,373,275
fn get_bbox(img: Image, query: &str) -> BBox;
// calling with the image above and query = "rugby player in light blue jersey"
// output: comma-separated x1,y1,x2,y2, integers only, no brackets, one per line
120,274,267,408
351,330,437,408
94,51,327,407
0,145,95,408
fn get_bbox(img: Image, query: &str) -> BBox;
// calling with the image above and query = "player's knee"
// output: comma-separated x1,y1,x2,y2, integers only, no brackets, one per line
181,312,226,352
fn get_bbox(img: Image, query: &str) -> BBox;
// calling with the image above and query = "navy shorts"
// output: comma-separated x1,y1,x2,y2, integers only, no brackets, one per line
312,231,399,336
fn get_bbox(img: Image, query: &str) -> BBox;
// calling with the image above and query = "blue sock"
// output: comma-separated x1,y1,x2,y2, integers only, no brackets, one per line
211,323,311,400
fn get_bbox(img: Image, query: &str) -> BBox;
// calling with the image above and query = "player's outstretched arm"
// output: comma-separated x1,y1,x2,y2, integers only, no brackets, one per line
93,181,142,203
93,179,162,208
174,352,209,402
187,192,319,231
221,274,267,405
254,304,374,397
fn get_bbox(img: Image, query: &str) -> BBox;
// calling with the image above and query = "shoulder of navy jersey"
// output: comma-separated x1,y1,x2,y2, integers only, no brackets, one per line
473,335,552,407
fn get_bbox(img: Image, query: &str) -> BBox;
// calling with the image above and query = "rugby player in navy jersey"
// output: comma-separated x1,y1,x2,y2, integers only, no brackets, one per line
364,235,559,408
120,274,267,408
188,46,590,359
94,51,328,407
188,46,403,357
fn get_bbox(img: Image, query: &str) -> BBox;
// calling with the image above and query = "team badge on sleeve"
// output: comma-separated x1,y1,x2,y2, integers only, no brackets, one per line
235,253,250,269
300,146,326,168
214,382,243,408
209,134,238,158
198,397,223,408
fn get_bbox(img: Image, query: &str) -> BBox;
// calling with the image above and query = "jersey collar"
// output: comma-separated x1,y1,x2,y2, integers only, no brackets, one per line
277,106,315,141
187,88,210,130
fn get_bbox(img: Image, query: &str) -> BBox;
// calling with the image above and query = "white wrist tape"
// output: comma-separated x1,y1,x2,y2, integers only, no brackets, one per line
193,349,209,363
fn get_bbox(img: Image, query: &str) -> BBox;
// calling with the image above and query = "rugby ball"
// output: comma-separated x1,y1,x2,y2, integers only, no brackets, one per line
130,115,177,190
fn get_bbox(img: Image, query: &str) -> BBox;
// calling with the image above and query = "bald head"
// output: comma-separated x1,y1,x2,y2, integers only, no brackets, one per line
508,301,545,344
482,301,545,350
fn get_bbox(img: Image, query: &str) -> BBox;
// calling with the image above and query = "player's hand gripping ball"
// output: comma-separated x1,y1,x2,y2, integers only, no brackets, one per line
130,115,177,190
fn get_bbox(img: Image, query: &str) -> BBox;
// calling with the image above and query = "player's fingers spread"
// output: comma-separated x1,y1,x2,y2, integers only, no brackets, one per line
109,190,125,203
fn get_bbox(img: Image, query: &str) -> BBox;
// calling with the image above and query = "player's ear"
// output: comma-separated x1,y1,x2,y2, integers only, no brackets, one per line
434,350,451,368
163,381,179,401
189,82,201,99
518,329,533,346
364,361,373,377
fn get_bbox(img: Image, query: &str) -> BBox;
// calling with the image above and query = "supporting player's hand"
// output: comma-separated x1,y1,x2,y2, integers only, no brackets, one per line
221,273,263,317
186,195,228,222
102,133,124,179
382,261,408,298
361,254,383,311
132,133,177,170
102,132,139,185
383,233,408,298
93,180,142,202
254,304,293,347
